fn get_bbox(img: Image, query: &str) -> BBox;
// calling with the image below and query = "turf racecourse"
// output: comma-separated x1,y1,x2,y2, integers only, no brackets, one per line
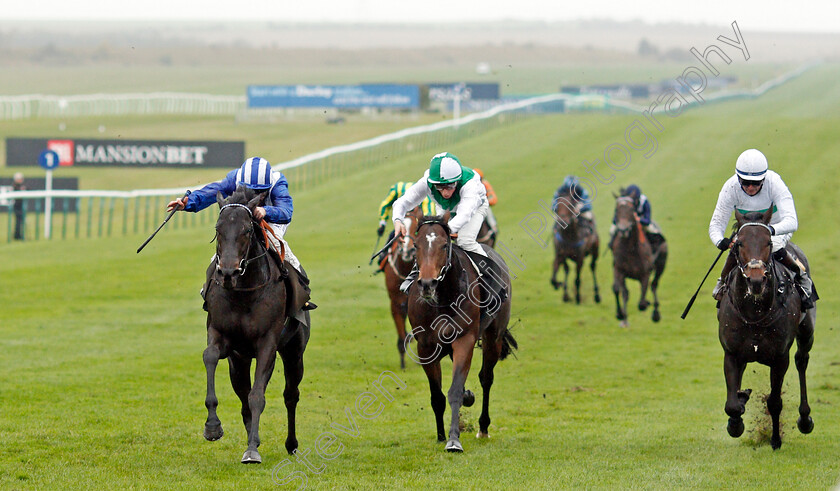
1,65,840,489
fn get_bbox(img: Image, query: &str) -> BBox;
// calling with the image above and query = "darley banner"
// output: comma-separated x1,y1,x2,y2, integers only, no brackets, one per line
6,138,245,168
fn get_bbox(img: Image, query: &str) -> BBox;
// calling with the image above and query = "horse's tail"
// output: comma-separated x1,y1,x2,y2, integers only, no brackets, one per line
500,329,519,360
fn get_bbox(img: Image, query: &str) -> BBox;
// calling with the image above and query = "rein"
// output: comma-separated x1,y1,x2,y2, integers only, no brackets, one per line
727,222,784,325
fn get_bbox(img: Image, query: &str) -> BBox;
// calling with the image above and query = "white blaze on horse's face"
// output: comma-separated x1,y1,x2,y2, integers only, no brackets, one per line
426,232,438,249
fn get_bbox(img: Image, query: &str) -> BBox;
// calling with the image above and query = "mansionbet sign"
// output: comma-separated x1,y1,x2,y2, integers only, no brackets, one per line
6,138,244,168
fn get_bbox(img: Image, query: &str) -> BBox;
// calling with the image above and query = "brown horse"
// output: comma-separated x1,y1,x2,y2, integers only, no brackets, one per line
383,206,423,369
611,195,667,327
405,215,517,452
477,218,497,248
202,186,310,463
550,190,601,304
718,209,815,449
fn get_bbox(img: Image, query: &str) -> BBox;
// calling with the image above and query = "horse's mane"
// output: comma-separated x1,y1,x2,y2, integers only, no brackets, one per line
417,215,452,236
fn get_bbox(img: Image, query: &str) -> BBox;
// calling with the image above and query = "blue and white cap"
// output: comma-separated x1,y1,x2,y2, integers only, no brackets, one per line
236,157,273,190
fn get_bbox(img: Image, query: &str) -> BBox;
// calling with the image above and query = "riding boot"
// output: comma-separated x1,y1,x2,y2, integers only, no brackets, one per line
296,265,317,311
774,249,815,311
399,264,418,293
712,250,737,301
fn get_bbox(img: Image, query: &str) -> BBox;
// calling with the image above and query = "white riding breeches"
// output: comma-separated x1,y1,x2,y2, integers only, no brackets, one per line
455,202,489,256
266,223,301,272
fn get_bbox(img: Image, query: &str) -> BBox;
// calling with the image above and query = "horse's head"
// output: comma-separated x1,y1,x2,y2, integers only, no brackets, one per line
214,185,266,289
412,212,453,302
396,207,423,262
554,189,580,230
733,207,774,296
614,195,636,239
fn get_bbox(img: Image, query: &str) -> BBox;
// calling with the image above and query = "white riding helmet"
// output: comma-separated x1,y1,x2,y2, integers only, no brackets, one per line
735,149,768,181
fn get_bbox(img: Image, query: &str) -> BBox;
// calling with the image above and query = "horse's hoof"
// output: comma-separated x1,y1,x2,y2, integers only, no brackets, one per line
727,417,745,438
463,390,475,407
563,295,571,303
550,280,560,290
594,294,601,304
619,320,629,329
638,301,649,311
575,296,581,305
797,415,814,434
241,449,262,464
476,432,490,439
652,310,661,323
771,436,782,450
204,423,224,441
445,440,463,452
285,437,298,455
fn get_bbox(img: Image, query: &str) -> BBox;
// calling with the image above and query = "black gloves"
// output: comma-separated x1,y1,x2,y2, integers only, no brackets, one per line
377,224,386,237
717,237,731,251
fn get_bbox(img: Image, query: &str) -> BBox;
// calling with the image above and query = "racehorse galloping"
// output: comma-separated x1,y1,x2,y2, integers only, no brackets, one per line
611,195,667,327
718,208,815,449
406,215,517,452
202,186,310,463
550,189,601,304
383,207,423,369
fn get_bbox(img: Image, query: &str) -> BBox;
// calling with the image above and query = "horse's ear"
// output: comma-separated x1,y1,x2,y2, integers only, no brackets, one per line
734,208,746,226
441,210,452,224
216,191,226,208
612,191,619,199
762,203,774,224
247,190,267,212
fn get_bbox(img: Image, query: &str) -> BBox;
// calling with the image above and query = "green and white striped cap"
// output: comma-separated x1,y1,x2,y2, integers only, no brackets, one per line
427,152,462,184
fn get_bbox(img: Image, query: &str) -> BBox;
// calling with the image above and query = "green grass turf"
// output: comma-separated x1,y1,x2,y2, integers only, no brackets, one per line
1,64,839,489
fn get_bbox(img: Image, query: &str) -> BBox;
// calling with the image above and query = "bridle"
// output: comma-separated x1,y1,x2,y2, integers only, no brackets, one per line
416,219,454,282
733,222,774,281
614,197,636,236
214,203,270,288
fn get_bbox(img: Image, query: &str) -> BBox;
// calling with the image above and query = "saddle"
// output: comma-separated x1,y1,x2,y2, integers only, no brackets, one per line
463,246,509,332
265,245,313,328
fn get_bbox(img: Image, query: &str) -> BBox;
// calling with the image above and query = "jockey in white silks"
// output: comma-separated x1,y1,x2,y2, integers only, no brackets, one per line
708,148,814,310
391,152,499,294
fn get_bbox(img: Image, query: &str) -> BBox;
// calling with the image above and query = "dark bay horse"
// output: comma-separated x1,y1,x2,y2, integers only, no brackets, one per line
718,209,815,450
202,186,310,463
383,207,423,369
611,196,667,327
550,190,601,304
406,215,517,452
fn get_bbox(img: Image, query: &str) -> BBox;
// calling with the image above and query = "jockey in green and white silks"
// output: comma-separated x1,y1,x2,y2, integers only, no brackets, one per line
392,152,489,256
708,149,814,309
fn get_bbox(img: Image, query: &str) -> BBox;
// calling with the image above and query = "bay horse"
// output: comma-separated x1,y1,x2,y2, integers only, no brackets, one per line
477,219,497,248
718,208,815,449
550,189,601,304
202,186,310,464
405,215,517,452
611,195,667,327
383,206,423,369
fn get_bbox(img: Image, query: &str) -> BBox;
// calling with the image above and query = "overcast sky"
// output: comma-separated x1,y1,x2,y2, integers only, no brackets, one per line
3,1,838,33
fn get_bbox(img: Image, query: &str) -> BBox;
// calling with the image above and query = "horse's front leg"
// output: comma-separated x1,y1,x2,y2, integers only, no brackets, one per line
550,250,562,290
768,357,790,450
590,251,601,303
562,258,571,302
389,294,408,370
241,341,278,464
227,352,253,442
203,329,226,441
478,326,501,438
446,333,476,452
612,270,628,327
418,340,446,442
723,353,749,438
574,258,583,304
796,314,815,434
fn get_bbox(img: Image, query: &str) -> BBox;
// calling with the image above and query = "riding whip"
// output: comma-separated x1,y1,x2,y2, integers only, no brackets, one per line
681,230,736,319
368,233,384,265
136,190,191,254
369,233,400,264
